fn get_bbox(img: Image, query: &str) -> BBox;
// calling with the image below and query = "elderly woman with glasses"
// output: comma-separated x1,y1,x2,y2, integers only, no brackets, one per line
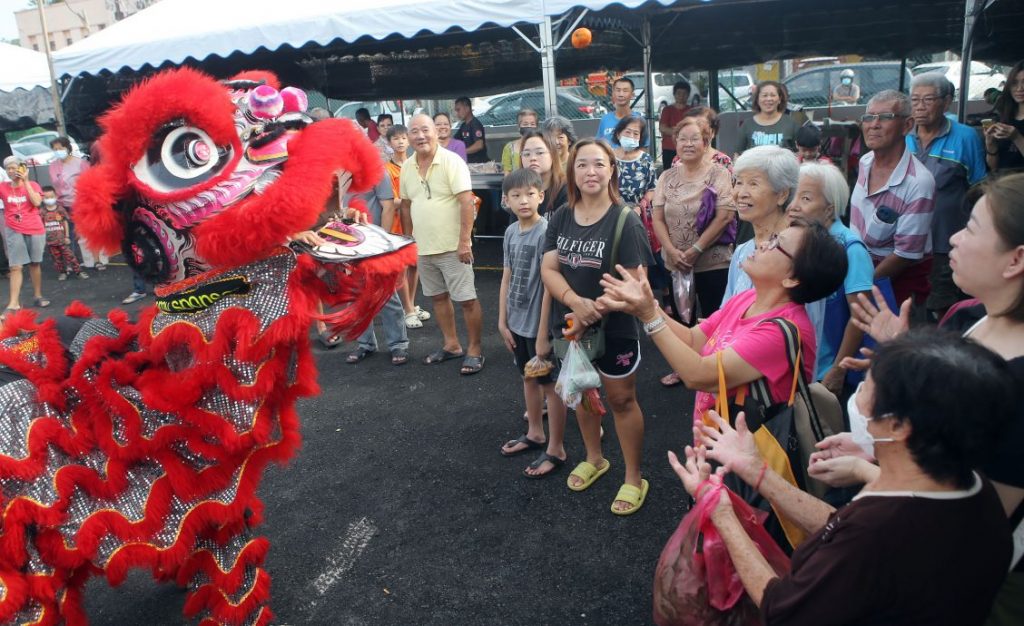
599,215,847,543
667,329,1014,625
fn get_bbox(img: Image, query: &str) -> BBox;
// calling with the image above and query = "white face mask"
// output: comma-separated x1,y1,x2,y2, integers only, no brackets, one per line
53,149,68,160
847,383,896,458
619,137,640,151
43,198,57,207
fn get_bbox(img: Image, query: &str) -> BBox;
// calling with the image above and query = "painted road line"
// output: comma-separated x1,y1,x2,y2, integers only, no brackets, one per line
311,517,378,597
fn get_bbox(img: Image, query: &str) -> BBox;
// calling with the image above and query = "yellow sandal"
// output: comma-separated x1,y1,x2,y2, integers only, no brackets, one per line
610,479,649,516
566,460,611,492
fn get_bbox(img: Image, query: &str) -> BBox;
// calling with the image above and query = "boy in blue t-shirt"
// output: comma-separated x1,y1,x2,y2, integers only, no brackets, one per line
497,169,567,478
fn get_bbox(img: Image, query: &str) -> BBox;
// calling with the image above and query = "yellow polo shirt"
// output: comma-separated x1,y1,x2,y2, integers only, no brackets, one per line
399,146,472,255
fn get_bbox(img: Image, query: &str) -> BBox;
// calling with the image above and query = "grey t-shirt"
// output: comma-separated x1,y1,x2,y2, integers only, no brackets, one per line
740,114,799,152
503,217,548,338
344,176,394,226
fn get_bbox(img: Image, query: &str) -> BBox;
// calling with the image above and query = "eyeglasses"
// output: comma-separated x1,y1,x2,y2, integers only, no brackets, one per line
766,233,793,260
520,149,548,159
910,95,942,107
676,136,704,145
419,178,431,199
860,113,903,123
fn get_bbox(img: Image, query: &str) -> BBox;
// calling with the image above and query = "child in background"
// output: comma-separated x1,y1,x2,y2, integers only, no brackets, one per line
386,124,430,329
795,124,834,165
40,187,87,281
497,168,567,478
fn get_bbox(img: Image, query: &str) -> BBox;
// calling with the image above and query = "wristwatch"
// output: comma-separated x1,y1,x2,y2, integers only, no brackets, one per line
642,313,664,334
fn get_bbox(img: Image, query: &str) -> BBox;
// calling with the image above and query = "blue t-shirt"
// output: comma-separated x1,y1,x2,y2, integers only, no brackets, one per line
906,116,987,254
596,110,651,149
817,221,875,379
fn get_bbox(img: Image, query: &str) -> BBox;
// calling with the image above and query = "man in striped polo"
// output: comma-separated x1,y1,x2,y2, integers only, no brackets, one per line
849,90,937,307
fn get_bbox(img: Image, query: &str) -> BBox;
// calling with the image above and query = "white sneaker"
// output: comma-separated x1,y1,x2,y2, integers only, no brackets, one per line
57,273,68,281
404,312,423,329
415,305,431,321
122,292,146,304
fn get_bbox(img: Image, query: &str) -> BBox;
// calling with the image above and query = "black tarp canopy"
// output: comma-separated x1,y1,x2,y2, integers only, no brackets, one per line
55,0,1024,138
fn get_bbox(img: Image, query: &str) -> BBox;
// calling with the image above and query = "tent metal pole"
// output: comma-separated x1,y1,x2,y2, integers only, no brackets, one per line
958,0,984,122
642,16,654,138
540,17,559,117
36,1,66,135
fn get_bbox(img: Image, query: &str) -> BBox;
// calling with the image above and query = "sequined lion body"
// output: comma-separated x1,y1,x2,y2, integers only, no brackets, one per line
0,68,414,624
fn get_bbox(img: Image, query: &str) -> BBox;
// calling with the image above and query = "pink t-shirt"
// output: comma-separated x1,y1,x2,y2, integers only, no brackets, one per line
0,181,45,235
693,288,816,424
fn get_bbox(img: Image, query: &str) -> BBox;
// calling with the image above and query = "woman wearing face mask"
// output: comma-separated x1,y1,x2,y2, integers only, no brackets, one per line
541,139,655,515
502,108,538,176
739,81,798,154
671,330,1014,626
827,173,1024,625
518,130,567,216
49,136,108,272
433,112,468,162
612,116,657,208
787,163,874,397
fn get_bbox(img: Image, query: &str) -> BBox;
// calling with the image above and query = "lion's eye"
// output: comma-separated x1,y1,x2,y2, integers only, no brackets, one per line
132,122,233,194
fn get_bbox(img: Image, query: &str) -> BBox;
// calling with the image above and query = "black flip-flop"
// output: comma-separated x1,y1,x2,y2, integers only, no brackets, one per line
422,348,464,365
460,354,485,375
346,347,375,364
501,434,546,457
523,452,567,479
391,348,409,366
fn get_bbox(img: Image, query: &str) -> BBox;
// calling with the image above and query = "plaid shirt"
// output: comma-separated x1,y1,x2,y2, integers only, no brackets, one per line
849,147,935,260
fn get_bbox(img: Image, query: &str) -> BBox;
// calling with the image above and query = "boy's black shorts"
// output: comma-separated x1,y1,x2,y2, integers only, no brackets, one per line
512,331,556,384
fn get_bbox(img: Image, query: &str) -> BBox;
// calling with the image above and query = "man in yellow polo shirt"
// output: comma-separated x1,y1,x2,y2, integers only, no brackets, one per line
398,114,485,375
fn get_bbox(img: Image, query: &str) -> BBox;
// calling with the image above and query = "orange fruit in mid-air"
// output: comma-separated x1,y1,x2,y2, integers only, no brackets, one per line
571,28,592,49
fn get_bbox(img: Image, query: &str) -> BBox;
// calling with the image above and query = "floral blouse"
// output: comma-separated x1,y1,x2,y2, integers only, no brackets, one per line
653,162,735,273
616,152,658,207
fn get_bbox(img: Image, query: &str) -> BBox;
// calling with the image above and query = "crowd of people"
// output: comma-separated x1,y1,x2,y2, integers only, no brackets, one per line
334,68,1024,623
1,59,1023,622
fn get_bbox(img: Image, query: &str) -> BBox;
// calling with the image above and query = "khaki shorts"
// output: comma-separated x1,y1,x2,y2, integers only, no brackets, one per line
418,251,477,302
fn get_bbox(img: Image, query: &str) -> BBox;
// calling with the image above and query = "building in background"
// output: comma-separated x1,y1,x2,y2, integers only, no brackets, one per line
15,0,158,52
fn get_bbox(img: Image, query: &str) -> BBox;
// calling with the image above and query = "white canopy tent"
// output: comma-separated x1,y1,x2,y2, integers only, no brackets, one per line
52,0,546,77
0,42,56,131
0,42,50,93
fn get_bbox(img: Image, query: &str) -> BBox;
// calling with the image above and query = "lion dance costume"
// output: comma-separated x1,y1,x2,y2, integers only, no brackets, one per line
0,68,416,624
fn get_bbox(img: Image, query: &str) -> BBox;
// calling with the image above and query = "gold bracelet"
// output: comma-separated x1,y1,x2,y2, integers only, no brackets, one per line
560,287,573,302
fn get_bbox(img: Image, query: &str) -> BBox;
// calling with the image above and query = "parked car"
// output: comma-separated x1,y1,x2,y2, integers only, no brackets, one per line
782,61,914,108
620,71,700,114
332,100,421,122
911,61,1006,101
710,70,755,112
476,89,606,126
10,130,83,165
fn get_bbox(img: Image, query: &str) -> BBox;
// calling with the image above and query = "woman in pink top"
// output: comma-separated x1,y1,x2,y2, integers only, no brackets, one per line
0,156,49,313
599,218,847,425
433,113,468,162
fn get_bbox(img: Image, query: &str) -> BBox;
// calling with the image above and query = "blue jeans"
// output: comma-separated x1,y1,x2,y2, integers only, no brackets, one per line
132,270,146,294
357,292,408,353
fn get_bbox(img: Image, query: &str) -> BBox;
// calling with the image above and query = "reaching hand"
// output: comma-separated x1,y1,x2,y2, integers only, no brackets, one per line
809,432,874,463
597,264,658,320
849,286,909,342
667,445,712,498
838,346,874,373
807,455,878,487
697,411,762,481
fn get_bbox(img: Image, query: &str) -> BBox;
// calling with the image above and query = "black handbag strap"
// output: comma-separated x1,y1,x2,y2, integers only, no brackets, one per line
760,317,828,441
599,206,632,332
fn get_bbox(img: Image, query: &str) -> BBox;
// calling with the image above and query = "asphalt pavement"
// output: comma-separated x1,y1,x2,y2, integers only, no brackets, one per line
25,242,699,625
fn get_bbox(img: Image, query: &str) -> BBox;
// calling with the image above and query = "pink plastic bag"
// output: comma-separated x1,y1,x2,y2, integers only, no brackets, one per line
653,483,790,626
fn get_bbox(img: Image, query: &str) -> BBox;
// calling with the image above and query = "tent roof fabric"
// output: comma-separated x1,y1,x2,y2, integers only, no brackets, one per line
0,42,51,93
53,0,543,78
